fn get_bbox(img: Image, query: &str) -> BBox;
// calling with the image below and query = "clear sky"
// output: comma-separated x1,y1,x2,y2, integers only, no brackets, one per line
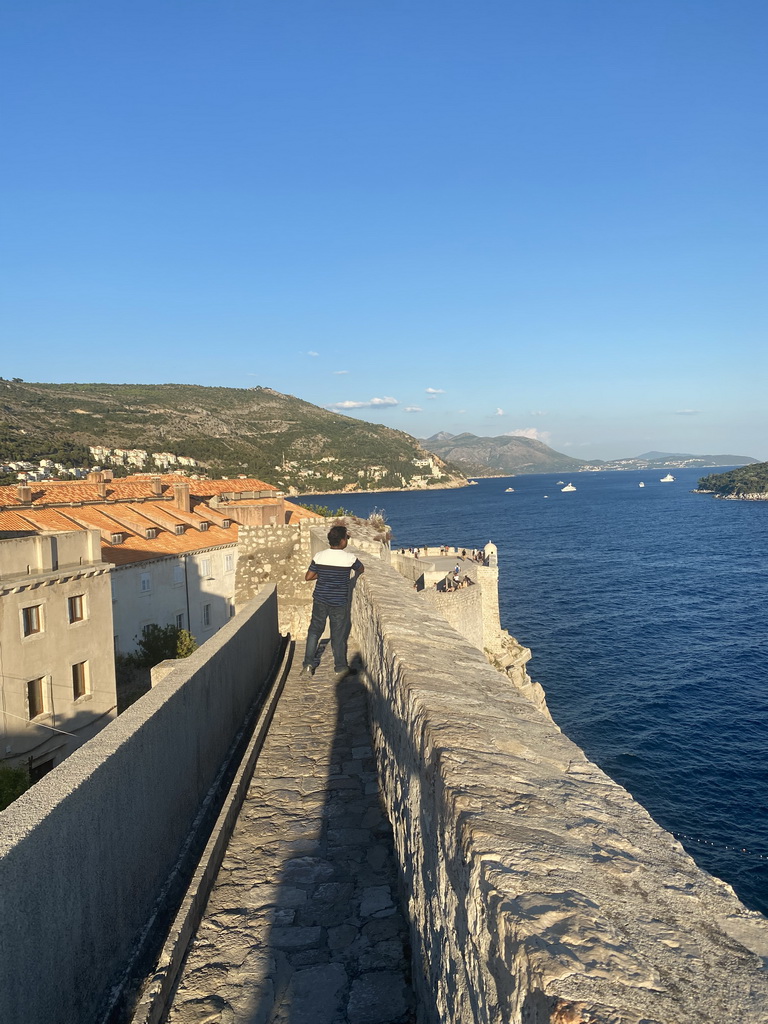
2,1,766,460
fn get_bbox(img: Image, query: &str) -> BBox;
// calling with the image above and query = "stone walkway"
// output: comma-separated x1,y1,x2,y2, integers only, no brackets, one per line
165,644,416,1024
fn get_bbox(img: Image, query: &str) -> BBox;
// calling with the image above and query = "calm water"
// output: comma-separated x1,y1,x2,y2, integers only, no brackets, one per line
306,470,768,915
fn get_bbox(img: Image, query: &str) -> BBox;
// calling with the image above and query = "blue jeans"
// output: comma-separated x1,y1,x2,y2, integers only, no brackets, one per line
304,599,352,671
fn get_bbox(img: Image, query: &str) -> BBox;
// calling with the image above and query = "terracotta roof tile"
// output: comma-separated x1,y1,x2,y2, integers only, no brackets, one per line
0,475,280,509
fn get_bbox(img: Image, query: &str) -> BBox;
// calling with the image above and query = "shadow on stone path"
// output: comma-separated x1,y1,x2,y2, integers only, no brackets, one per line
165,643,416,1024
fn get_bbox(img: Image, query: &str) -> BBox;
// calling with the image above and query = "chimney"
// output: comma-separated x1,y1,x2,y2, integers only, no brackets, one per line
102,469,114,482
97,481,107,499
87,471,104,483
150,475,162,496
17,484,32,503
173,482,190,513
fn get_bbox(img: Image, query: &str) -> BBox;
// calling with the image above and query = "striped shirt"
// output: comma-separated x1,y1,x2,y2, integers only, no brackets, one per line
308,548,364,605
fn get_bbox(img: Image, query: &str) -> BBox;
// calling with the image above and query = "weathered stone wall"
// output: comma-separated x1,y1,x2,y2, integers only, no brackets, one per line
420,583,484,650
0,589,281,1024
236,520,315,637
352,557,768,1024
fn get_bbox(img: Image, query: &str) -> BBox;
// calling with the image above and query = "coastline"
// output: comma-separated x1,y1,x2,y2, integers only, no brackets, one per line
292,476,470,499
693,488,768,500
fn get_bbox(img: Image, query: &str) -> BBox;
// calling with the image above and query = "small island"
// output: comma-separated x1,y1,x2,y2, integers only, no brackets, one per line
697,462,768,499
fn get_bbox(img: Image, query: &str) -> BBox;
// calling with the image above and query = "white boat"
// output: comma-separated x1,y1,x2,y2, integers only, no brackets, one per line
556,480,565,485
468,480,478,485
639,482,645,488
504,487,515,492
561,483,576,492
660,473,675,482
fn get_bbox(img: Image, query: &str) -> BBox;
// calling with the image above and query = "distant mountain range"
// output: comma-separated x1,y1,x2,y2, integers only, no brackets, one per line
423,433,758,476
423,433,587,475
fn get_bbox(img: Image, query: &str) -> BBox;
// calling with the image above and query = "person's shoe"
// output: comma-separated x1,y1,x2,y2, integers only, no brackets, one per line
334,665,350,680
300,664,315,680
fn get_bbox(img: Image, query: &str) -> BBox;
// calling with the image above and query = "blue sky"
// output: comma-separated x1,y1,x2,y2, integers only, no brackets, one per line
2,1,766,460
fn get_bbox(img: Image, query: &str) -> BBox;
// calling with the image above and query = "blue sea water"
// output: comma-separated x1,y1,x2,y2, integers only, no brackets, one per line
306,469,768,915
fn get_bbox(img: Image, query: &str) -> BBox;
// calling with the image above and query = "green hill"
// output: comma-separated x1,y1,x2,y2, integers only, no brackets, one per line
698,463,768,497
0,380,464,493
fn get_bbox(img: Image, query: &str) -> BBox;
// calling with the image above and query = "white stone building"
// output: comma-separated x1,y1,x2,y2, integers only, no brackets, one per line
0,529,117,778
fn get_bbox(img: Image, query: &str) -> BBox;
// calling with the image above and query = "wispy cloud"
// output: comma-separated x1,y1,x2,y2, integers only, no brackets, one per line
674,409,700,416
529,410,547,416
425,387,445,394
333,370,349,375
404,405,423,413
494,408,505,416
327,396,399,410
504,427,552,442
307,350,319,357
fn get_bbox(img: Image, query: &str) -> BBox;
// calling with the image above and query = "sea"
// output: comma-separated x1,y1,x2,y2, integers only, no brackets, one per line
305,468,768,916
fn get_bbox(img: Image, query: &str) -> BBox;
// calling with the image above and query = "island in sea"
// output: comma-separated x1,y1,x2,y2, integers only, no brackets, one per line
697,462,768,499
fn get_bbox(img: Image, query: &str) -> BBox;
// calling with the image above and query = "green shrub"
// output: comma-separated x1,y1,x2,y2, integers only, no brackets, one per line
0,764,31,811
131,625,199,668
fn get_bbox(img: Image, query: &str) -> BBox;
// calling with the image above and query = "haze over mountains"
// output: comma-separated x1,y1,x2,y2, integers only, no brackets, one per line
424,433,758,476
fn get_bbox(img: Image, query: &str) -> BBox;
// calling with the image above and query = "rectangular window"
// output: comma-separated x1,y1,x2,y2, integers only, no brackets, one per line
203,603,211,627
145,527,158,539
72,662,88,700
174,524,185,535
22,605,42,636
173,564,184,586
68,594,85,623
175,613,185,630
29,758,54,782
224,553,235,572
27,678,45,719
140,572,151,593
200,558,212,577
229,602,236,618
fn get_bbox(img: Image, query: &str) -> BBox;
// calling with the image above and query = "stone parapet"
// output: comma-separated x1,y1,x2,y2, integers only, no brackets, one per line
0,588,281,1024
352,557,768,1023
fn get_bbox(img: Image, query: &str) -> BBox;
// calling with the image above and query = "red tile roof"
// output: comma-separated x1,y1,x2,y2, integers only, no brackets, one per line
0,475,280,508
0,477,319,565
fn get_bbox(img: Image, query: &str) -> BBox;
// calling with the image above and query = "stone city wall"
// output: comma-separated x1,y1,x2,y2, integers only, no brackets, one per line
236,520,315,638
0,589,281,1024
352,557,768,1024
420,581,484,650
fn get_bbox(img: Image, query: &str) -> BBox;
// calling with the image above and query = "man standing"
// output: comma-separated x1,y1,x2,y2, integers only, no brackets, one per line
301,524,364,679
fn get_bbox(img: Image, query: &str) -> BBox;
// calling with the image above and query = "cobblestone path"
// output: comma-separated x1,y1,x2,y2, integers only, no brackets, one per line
166,647,416,1024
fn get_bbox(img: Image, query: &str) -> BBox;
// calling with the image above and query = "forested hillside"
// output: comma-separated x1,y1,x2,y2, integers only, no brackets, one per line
0,380,464,492
698,463,768,496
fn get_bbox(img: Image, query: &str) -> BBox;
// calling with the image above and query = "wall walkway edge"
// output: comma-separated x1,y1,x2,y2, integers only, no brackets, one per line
352,559,768,1024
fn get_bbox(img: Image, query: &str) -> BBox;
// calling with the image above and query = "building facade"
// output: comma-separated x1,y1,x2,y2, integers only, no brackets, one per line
0,529,117,777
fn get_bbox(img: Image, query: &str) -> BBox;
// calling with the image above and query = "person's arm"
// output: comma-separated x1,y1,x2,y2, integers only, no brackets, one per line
305,569,318,581
353,558,364,576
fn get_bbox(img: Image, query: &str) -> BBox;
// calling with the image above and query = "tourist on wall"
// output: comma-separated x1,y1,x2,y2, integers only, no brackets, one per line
301,525,364,680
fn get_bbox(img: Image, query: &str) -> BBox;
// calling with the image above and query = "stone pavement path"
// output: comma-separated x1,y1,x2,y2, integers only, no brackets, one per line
165,645,416,1024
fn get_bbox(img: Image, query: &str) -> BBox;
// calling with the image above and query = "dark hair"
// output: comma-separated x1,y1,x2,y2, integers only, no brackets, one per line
327,524,349,547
